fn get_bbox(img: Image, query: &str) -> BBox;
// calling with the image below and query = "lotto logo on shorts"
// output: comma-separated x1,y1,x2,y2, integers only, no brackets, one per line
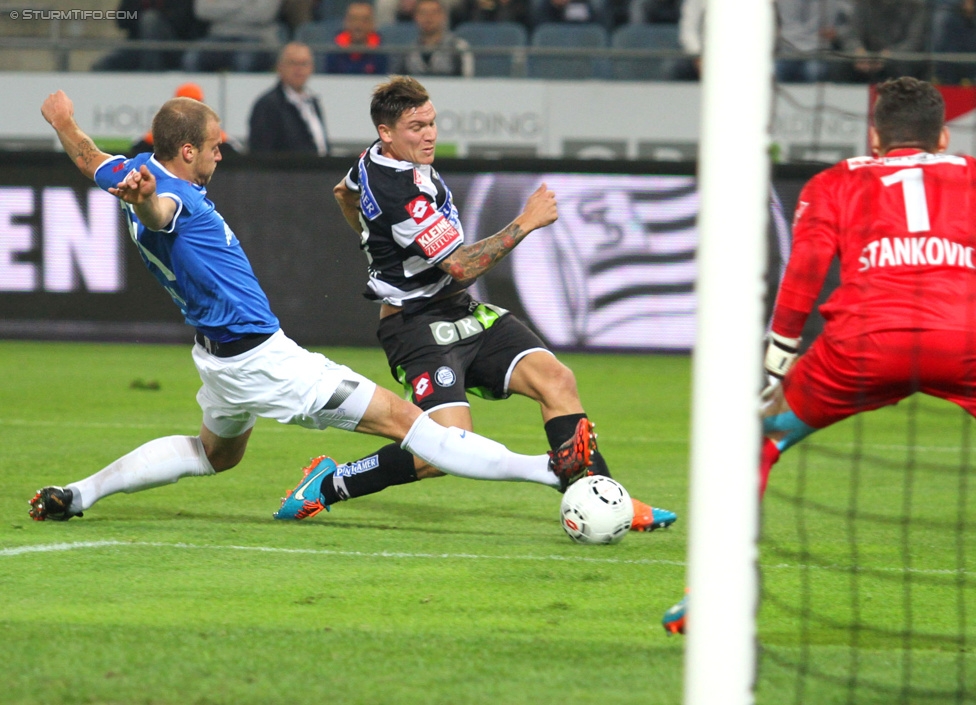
411,372,434,401
405,196,434,223
416,219,460,259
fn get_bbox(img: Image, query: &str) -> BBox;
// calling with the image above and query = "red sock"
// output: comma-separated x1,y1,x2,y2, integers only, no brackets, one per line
759,438,780,500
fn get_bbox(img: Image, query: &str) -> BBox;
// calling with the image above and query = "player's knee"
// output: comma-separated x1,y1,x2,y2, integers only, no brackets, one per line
389,398,423,439
511,352,578,406
358,387,423,440
538,361,580,404
207,449,242,473
202,437,246,473
416,466,446,479
369,396,423,443
199,426,250,473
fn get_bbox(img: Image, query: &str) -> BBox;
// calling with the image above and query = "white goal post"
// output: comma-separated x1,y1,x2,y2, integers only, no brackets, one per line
683,1,775,704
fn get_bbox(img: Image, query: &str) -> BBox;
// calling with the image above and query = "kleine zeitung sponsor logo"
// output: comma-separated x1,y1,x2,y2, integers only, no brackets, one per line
416,219,459,258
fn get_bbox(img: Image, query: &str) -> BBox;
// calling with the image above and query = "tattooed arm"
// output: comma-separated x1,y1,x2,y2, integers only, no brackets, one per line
41,90,112,181
438,182,558,286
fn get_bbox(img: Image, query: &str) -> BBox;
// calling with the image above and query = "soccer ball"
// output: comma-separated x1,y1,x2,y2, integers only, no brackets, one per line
560,476,634,545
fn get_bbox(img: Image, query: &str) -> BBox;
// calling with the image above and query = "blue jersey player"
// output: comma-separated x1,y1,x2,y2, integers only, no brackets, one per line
28,90,594,521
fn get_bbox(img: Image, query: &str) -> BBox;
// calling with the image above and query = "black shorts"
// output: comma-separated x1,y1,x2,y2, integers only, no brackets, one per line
377,293,550,411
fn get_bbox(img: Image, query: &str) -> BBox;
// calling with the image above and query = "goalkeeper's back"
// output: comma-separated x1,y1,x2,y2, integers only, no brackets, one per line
773,77,976,341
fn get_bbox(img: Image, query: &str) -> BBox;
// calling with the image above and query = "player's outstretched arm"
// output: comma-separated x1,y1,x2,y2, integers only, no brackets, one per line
438,182,557,285
109,165,177,232
334,179,364,233
41,90,112,181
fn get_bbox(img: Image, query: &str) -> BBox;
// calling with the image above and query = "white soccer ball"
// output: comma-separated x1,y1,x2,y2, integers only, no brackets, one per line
560,475,634,545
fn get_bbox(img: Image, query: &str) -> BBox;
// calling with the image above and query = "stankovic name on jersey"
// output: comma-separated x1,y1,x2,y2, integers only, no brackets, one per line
858,236,976,272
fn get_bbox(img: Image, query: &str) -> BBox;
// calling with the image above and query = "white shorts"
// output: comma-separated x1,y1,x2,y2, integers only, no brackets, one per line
192,329,377,438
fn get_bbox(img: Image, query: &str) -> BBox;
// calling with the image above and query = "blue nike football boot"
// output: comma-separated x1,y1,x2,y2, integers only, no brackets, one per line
274,456,337,520
662,593,688,635
631,500,678,532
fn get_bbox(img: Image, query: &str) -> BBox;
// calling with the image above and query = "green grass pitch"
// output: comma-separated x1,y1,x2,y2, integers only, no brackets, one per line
1,341,974,704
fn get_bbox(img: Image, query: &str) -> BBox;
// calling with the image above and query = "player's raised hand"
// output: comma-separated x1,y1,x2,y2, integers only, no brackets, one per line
520,182,558,232
42,89,113,181
109,165,157,205
41,90,75,130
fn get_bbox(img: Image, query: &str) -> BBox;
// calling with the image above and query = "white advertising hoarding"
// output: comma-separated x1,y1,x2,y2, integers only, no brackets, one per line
0,72,878,159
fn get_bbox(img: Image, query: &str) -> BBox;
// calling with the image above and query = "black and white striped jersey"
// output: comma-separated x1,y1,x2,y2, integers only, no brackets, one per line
344,141,466,309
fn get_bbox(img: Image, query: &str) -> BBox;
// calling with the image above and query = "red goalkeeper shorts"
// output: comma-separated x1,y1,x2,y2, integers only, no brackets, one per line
782,329,976,429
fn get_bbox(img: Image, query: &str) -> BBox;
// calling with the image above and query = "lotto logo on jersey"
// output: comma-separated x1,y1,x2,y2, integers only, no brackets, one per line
411,372,434,401
416,218,461,259
405,196,435,223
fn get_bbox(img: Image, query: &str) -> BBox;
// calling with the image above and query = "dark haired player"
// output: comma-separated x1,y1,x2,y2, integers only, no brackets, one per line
283,75,677,532
28,90,593,521
664,76,976,634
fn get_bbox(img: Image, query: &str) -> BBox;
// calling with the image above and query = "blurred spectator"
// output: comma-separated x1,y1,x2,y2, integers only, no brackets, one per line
376,0,463,26
933,0,976,85
454,0,530,26
602,0,631,28
394,0,419,22
248,43,329,154
629,0,679,23
129,83,242,156
395,0,474,76
675,0,703,79
532,0,598,25
326,2,388,73
776,0,851,83
182,0,283,72
281,0,317,32
679,0,853,83
92,0,207,71
833,0,929,82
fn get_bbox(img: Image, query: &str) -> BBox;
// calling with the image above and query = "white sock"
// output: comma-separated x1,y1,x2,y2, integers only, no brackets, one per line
67,435,215,512
401,414,559,488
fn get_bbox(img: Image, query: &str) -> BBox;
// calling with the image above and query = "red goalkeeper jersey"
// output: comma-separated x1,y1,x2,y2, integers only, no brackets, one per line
772,148,976,341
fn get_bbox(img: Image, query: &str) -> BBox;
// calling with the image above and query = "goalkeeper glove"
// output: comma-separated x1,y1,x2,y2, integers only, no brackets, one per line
764,332,800,380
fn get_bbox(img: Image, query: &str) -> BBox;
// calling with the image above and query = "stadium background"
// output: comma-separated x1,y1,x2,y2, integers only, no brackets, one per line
3,7,976,703
0,154,817,351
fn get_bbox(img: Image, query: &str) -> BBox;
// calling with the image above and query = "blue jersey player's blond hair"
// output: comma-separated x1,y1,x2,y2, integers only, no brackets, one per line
151,97,220,161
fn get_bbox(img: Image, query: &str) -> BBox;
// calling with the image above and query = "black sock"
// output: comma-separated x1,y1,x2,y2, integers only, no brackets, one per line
587,449,611,478
320,443,419,505
544,413,612,478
